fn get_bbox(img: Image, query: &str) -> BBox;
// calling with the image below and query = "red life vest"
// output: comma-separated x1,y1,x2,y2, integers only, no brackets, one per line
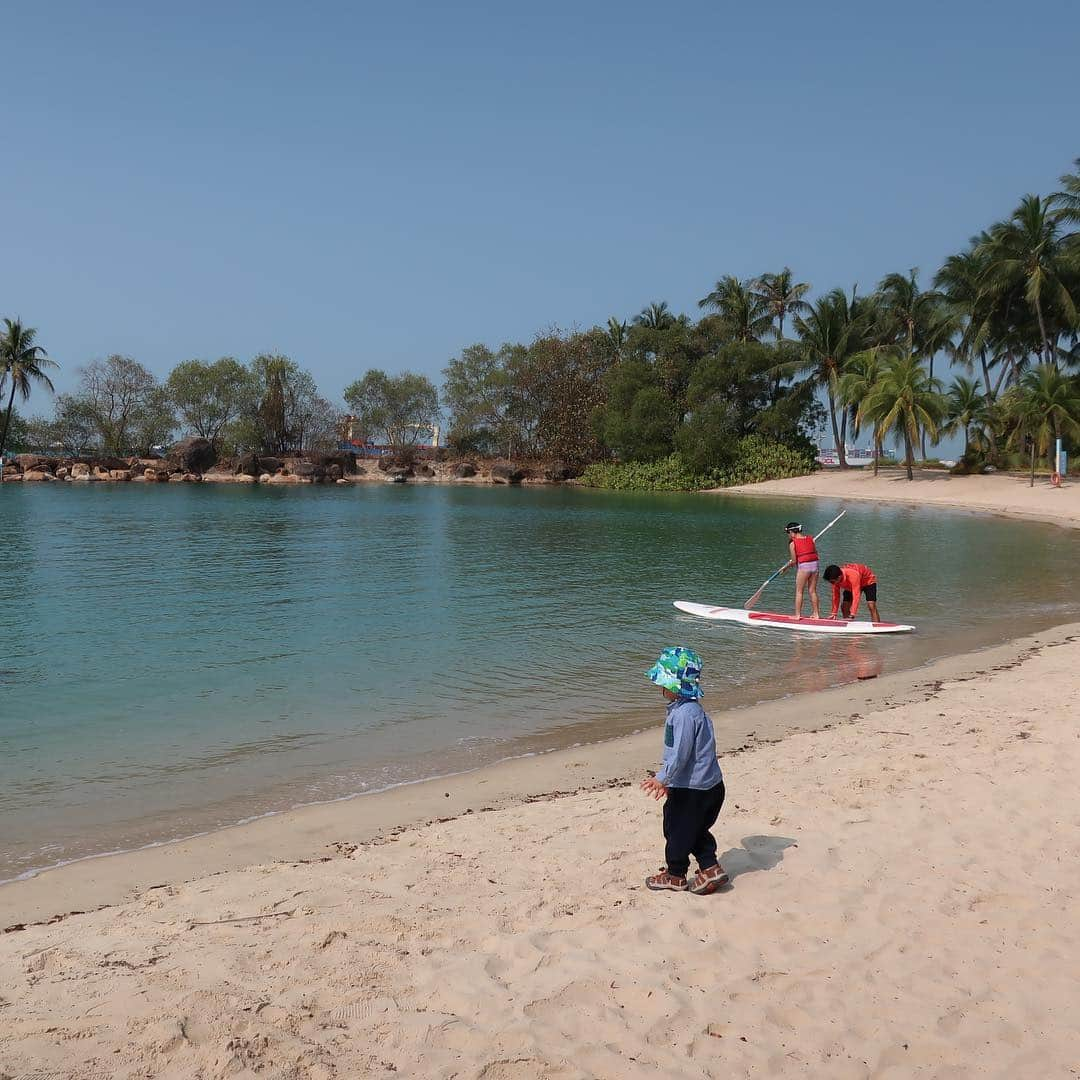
792,535,818,565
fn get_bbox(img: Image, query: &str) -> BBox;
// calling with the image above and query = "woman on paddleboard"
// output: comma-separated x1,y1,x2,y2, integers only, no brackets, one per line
781,522,821,620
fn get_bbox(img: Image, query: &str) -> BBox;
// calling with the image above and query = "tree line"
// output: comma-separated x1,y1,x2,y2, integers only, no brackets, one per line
0,347,344,460
3,156,1079,482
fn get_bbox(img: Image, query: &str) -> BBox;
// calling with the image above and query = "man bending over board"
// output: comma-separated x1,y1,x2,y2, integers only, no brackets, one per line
823,563,881,622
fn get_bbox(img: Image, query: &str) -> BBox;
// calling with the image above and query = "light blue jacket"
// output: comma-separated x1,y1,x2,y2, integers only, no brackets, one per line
656,698,723,790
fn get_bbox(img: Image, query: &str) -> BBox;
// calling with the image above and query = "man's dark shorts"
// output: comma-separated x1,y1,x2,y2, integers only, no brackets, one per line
842,584,878,603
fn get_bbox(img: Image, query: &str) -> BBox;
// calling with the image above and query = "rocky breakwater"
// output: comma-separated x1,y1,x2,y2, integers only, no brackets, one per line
0,439,219,484
354,455,580,486
2,445,584,488
210,451,357,485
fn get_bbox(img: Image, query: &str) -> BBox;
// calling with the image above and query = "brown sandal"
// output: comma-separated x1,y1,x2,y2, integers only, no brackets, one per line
645,871,688,891
688,865,729,895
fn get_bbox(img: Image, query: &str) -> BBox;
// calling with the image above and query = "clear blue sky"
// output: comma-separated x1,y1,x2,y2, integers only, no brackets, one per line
3,0,1078,422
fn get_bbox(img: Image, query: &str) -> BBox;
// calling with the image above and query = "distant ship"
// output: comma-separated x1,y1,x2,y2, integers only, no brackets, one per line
815,445,876,468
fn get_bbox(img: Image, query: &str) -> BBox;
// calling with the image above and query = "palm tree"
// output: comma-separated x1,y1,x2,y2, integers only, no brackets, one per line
786,288,866,467
1002,363,1080,486
875,269,954,458
863,355,945,481
603,317,628,362
0,319,58,463
977,195,1079,367
1049,157,1080,226
943,375,991,457
839,349,886,475
752,269,811,342
935,244,998,399
697,276,772,343
634,301,676,331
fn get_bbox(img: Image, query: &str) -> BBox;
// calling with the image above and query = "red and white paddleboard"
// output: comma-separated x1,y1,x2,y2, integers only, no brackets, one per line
673,601,914,635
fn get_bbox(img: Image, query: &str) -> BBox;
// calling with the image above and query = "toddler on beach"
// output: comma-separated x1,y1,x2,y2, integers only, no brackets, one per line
640,647,728,895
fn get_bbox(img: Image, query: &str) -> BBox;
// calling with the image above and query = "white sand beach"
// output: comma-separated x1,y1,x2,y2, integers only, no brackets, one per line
720,467,1080,530
2,471,1079,1079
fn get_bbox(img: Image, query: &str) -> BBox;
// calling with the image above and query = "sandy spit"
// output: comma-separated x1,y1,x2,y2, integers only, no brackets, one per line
2,469,1080,1078
717,467,1080,530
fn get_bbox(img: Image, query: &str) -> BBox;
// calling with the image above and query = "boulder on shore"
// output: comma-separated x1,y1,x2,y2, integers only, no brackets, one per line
286,460,322,480
543,460,577,481
15,454,53,474
305,452,355,475
22,469,54,482
490,463,526,484
452,462,477,479
168,437,217,475
235,452,261,477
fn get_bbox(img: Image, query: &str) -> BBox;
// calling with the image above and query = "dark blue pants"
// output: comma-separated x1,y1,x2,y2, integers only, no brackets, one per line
663,780,726,878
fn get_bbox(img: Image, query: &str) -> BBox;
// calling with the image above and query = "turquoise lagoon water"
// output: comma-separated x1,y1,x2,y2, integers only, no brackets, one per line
1,482,1077,880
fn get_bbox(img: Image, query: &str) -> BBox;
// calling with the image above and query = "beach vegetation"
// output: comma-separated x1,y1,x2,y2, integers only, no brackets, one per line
977,196,1078,367
943,375,997,458
580,436,815,491
0,319,57,462
441,344,517,457
874,270,956,458
698,276,773,344
839,349,888,475
166,358,255,448
344,369,440,451
67,355,174,456
752,269,812,345
1001,364,1080,485
594,360,678,462
1050,157,1080,225
861,354,947,481
235,354,340,456
780,288,870,467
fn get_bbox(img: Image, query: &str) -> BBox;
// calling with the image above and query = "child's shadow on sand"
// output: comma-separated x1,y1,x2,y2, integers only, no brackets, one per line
721,835,797,880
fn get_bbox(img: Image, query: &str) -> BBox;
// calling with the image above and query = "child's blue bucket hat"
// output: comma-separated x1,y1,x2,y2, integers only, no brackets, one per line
645,646,703,700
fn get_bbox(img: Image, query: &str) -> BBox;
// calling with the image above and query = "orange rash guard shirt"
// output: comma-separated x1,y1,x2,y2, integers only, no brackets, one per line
830,563,877,618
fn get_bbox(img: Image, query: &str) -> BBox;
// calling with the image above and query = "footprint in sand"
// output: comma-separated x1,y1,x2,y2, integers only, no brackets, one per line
327,995,397,1023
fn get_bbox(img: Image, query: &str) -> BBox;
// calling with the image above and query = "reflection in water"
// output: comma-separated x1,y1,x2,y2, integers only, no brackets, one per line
0,482,1076,880
779,634,885,695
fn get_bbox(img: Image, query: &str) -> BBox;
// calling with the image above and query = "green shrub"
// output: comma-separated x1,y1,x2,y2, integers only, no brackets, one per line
580,437,815,491
710,435,816,487
949,450,985,475
673,403,739,474
579,454,710,491
593,362,677,462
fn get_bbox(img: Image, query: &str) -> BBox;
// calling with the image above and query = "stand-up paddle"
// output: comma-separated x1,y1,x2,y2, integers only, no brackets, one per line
743,510,846,610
